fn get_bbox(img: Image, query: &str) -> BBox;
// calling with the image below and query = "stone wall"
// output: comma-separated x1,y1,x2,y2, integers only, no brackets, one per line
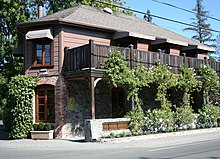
61,80,112,138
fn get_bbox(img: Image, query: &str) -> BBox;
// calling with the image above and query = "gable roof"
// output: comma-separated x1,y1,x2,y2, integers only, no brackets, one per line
19,5,215,52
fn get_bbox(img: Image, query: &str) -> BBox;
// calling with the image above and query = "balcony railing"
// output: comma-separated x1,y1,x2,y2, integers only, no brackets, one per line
64,41,220,77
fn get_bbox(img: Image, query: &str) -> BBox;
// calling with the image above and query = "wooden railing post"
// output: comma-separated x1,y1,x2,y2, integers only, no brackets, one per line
64,47,69,71
89,40,95,68
129,44,134,69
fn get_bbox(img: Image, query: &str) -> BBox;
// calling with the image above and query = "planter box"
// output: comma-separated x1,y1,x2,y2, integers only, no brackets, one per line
30,130,54,140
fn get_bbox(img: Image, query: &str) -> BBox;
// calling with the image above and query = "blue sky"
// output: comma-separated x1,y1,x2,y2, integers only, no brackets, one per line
125,0,220,39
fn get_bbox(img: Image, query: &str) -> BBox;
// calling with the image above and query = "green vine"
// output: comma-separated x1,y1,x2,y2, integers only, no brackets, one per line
103,51,151,106
149,62,177,109
199,65,220,105
178,65,197,107
3,75,38,139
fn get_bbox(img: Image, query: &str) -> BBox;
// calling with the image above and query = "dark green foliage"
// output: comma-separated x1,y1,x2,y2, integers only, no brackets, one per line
3,75,38,139
32,123,39,131
32,122,52,131
184,0,215,45
38,122,45,131
44,122,52,131
0,0,28,79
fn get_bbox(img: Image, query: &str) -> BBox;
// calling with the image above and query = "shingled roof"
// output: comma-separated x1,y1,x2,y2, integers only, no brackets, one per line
19,5,214,52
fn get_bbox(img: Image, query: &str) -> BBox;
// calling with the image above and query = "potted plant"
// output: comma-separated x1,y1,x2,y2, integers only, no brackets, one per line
30,122,54,140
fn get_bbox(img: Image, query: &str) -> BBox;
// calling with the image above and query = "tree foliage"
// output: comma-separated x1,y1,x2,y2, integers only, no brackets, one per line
0,0,29,79
184,0,214,45
178,66,197,107
28,0,131,17
199,65,219,105
149,62,177,109
103,51,151,106
3,75,38,139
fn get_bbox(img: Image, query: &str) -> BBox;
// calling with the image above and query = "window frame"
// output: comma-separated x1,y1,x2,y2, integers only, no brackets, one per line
33,38,54,67
35,85,55,123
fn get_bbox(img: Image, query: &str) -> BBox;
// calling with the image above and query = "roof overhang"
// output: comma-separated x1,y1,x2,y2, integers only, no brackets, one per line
151,38,188,46
182,44,215,52
113,31,155,41
25,28,53,40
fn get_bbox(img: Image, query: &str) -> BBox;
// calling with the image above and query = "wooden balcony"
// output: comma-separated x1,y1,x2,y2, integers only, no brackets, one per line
64,41,220,78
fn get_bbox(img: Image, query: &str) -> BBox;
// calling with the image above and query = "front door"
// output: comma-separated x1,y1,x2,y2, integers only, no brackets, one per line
111,87,126,118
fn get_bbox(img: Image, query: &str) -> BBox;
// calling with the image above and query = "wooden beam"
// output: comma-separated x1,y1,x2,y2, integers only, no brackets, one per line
89,76,95,119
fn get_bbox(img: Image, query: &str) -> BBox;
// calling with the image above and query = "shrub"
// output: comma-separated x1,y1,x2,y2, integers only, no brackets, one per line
32,123,39,131
44,122,52,131
125,105,145,136
145,109,175,133
32,122,53,131
174,107,196,131
197,104,220,128
3,75,38,139
38,122,45,131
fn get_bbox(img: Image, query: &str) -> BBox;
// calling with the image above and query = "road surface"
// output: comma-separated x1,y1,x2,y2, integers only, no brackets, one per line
0,129,220,159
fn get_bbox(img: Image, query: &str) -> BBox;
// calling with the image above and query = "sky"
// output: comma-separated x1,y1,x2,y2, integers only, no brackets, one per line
124,0,220,40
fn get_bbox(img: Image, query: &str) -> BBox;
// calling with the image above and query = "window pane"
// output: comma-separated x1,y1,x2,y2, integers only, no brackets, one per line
47,98,53,105
47,90,53,96
45,44,50,49
39,98,45,104
45,50,50,57
37,50,42,57
38,90,44,96
39,106,45,112
39,113,45,120
36,44,42,49
45,57,50,65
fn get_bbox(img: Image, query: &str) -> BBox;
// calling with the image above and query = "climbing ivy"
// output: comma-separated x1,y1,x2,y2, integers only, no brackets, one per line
103,51,151,106
3,75,38,139
178,65,197,107
149,62,177,109
199,65,220,105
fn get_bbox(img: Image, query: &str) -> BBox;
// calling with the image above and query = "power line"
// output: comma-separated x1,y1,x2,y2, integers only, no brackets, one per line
95,0,220,34
152,0,220,22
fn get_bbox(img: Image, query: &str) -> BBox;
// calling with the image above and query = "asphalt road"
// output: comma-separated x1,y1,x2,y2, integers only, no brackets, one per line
0,129,220,159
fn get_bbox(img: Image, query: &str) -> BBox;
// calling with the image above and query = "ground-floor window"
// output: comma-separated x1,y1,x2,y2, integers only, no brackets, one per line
35,85,55,123
111,87,126,118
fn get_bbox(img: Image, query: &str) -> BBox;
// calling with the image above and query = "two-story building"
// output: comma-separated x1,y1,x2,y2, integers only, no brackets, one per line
16,4,219,138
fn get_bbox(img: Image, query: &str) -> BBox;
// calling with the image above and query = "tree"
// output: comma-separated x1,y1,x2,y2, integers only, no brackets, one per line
0,0,29,79
144,9,152,23
184,0,215,45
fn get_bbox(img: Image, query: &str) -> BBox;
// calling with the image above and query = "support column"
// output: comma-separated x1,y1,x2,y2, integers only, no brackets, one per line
89,76,95,119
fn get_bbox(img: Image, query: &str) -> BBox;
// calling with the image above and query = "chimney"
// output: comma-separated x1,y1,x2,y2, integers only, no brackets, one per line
38,0,44,18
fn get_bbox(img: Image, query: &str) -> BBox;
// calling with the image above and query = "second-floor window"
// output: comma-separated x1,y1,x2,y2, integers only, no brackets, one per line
34,39,51,66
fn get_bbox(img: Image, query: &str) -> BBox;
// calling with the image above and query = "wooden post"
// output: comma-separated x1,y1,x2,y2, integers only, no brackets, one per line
129,44,134,69
89,76,95,119
89,40,94,68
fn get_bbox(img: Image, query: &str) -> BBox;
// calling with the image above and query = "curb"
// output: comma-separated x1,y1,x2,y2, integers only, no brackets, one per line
101,127,220,143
